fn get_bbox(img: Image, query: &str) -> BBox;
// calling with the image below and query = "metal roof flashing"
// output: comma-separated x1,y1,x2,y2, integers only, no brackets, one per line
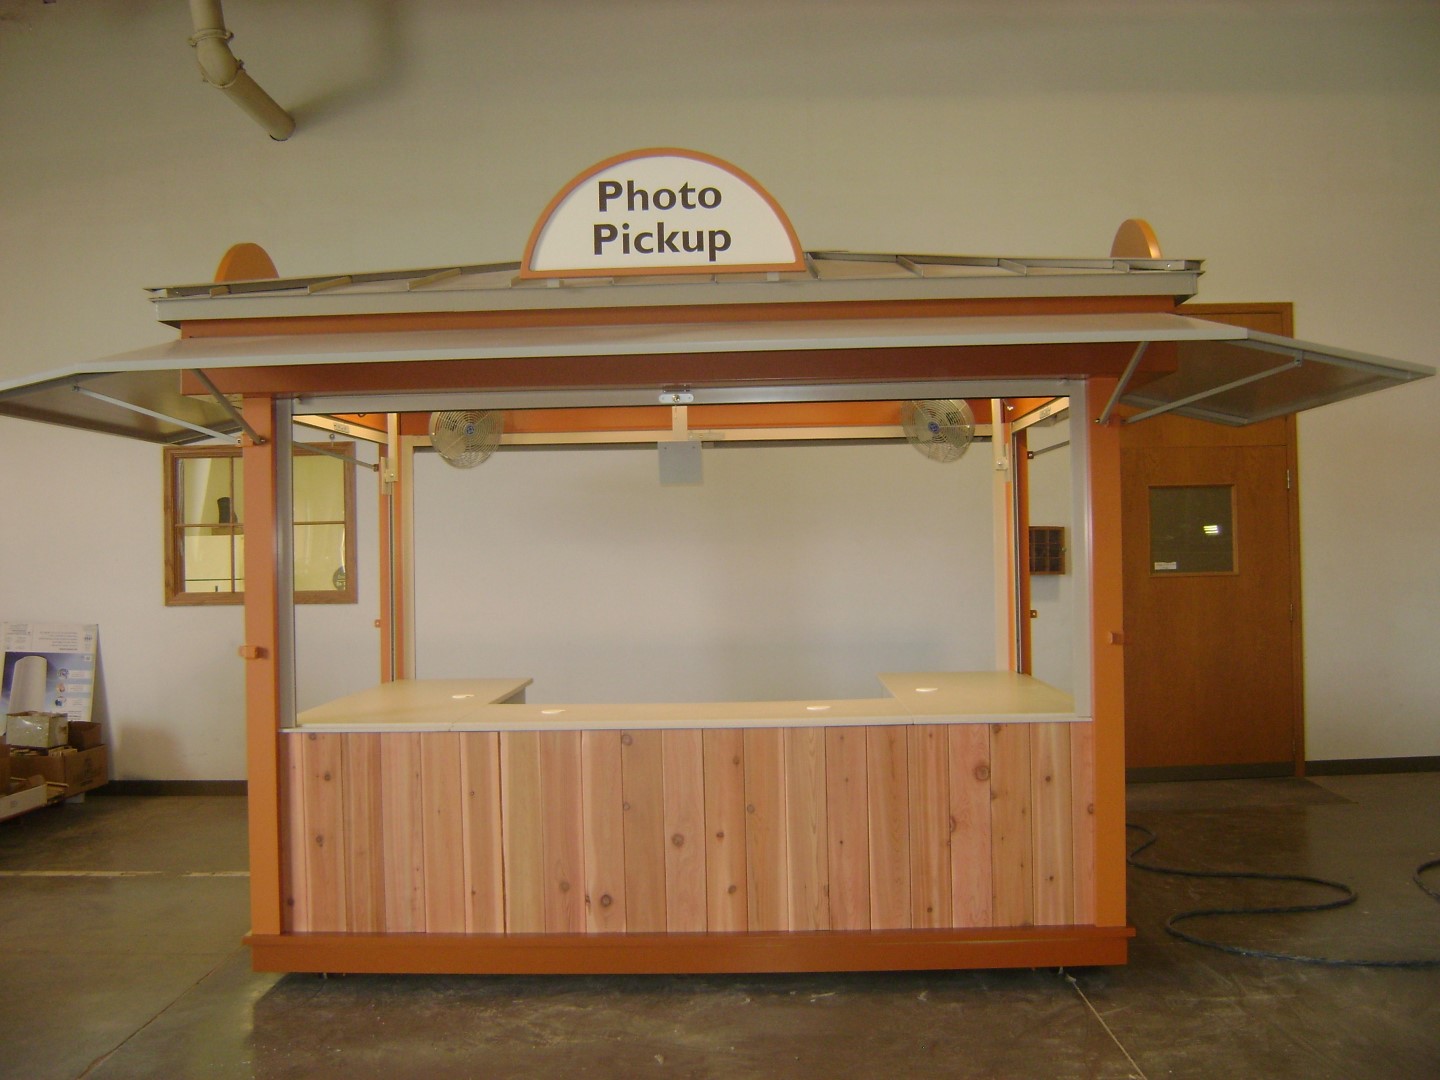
0,250,1429,444
145,251,1206,326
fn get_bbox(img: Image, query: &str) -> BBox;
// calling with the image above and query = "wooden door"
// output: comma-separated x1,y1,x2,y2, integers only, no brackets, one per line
1120,305,1304,775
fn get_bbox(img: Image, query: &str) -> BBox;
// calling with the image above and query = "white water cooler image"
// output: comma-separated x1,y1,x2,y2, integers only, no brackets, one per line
7,654,48,713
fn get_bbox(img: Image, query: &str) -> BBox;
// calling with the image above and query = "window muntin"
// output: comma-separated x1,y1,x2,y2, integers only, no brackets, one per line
164,443,357,605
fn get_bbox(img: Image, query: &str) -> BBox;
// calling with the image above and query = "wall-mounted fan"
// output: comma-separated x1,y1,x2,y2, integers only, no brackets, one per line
429,410,503,469
900,399,975,463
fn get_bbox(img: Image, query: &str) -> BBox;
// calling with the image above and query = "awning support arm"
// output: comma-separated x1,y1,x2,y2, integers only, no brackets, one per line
294,441,379,472
1097,341,1148,425
1123,355,1302,425
72,385,239,443
191,368,266,444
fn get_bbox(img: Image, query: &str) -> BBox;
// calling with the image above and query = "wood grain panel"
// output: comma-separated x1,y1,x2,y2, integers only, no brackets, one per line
662,729,707,932
825,727,870,930
420,733,466,932
866,726,911,930
499,732,544,933
621,731,667,931
301,733,348,932
703,728,748,931
539,731,586,933
989,724,1035,927
342,734,386,932
1031,724,1075,926
582,731,627,933
281,735,309,932
459,732,505,933
1121,439,1298,770
743,728,789,932
785,727,830,931
907,725,951,928
379,732,426,932
1069,722,1097,925
947,724,993,927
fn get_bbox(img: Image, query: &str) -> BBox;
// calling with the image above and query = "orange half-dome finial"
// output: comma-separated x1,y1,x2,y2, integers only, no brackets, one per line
214,242,279,283
1110,219,1161,259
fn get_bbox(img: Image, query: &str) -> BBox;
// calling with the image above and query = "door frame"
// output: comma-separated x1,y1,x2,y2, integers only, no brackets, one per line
1124,302,1305,779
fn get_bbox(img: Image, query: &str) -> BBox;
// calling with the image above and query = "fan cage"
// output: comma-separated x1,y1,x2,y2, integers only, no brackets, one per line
900,399,975,463
429,410,504,469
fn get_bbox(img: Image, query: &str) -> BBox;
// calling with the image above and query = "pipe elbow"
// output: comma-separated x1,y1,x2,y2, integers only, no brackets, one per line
190,27,242,90
186,1,295,140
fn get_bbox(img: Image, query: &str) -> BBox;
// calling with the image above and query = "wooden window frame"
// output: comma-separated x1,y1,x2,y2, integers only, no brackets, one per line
163,442,358,606
1028,525,1067,575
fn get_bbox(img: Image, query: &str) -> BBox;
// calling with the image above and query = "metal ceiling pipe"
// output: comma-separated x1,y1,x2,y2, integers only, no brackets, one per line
187,0,295,140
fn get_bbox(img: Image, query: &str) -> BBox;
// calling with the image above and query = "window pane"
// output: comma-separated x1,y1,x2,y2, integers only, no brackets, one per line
165,443,353,606
294,454,344,522
294,523,347,592
1149,485,1235,574
231,462,244,525
182,528,240,593
180,457,235,526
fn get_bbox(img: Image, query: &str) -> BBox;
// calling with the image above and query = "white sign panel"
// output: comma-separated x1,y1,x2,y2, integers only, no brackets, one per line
1,621,99,725
522,148,805,278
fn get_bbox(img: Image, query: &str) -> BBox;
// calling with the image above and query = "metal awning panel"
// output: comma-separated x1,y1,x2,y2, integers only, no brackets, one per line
0,314,1428,441
1118,331,1433,426
0,369,244,445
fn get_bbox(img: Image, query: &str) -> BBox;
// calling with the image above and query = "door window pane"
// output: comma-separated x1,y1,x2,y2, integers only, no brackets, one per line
1149,485,1235,574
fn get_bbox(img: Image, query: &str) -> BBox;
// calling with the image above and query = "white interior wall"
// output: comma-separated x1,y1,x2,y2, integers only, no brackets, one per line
1,2,1434,776
413,442,995,703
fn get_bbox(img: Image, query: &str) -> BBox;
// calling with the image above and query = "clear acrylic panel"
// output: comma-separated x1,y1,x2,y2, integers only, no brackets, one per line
1149,485,1235,574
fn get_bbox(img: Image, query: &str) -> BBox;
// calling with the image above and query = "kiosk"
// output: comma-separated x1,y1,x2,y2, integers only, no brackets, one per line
0,150,1428,975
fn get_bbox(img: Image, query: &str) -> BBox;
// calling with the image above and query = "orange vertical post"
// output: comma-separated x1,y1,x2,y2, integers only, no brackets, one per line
241,396,284,938
1085,377,1127,929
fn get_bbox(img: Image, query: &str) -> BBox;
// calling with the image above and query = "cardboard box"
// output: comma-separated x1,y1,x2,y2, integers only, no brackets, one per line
6,711,69,749
67,720,102,750
1,774,47,821
9,745,108,798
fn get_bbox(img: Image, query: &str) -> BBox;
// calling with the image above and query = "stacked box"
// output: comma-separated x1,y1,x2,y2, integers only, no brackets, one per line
67,720,102,750
9,745,108,798
6,712,69,750
1,774,46,821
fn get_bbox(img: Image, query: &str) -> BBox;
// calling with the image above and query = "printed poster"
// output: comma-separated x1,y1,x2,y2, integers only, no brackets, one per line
1,622,99,725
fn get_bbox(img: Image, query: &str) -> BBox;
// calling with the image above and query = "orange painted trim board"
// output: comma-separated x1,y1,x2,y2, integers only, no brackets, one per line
247,925,1132,976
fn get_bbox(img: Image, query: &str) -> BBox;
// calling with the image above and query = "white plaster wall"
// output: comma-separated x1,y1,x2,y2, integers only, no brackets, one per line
413,442,996,703
1,2,1435,775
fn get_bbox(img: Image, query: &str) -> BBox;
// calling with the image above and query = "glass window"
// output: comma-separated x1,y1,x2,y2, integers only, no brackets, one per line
164,443,357,605
1149,485,1235,575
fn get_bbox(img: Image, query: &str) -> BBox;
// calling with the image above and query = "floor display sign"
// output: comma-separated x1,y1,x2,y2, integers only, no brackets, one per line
1,622,99,724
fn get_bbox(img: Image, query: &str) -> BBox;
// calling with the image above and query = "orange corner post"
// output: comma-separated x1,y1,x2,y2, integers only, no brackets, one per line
1085,377,1128,928
241,396,285,937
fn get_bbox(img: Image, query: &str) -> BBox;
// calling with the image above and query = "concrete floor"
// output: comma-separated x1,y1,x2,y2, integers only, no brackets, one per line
1,774,1436,1079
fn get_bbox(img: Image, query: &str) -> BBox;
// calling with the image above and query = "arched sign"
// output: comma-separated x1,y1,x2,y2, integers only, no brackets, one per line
520,148,806,279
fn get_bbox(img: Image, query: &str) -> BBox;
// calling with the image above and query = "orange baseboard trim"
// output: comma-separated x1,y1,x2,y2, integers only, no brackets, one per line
245,925,1133,976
